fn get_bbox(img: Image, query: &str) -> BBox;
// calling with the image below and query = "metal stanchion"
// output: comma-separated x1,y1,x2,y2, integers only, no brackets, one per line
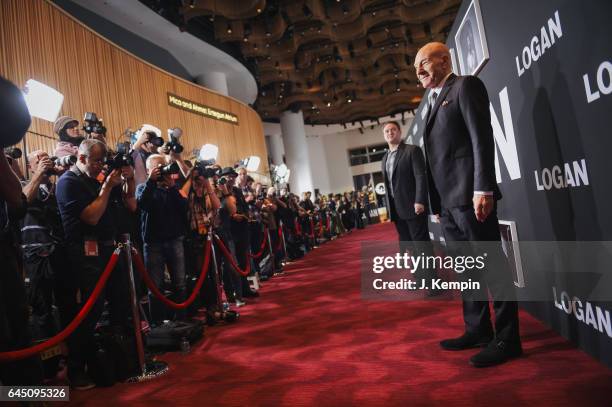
280,220,289,265
210,230,239,323
120,234,168,383
266,227,278,274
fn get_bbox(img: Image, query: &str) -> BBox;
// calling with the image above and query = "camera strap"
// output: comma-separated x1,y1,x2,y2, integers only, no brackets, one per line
70,167,101,199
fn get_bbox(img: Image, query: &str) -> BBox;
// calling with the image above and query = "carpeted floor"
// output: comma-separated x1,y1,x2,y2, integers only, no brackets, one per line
72,222,612,406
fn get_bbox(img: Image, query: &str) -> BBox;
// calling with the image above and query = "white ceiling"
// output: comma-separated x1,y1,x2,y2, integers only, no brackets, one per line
71,0,258,105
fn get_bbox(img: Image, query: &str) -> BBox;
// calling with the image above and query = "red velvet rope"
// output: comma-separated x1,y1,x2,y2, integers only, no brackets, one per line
132,239,212,310
0,249,121,362
248,228,268,259
214,235,252,276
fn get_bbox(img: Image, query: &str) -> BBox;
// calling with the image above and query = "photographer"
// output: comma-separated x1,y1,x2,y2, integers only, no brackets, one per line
224,167,259,298
0,75,43,386
213,167,246,306
56,139,135,390
131,125,163,187
136,154,191,325
53,116,83,158
21,151,76,351
184,164,221,321
262,187,286,275
81,112,107,144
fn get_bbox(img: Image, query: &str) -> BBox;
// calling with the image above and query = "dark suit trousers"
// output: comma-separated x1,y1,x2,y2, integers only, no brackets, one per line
439,205,520,344
393,210,435,280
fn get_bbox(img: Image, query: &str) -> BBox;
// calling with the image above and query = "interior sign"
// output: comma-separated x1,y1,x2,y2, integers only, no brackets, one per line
167,93,239,125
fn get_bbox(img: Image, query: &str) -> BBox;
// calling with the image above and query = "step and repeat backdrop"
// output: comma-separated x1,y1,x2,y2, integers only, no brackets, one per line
407,0,612,366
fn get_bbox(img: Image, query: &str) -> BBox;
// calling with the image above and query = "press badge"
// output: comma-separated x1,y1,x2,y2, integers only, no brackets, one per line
84,240,99,257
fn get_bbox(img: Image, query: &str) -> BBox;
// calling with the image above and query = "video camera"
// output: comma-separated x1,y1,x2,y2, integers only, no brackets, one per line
82,112,107,136
105,142,134,170
166,127,184,154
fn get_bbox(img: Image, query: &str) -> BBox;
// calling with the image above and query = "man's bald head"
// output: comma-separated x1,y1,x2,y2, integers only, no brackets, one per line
414,42,452,89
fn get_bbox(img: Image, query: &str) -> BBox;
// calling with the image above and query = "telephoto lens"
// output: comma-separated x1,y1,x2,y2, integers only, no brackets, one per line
54,155,77,167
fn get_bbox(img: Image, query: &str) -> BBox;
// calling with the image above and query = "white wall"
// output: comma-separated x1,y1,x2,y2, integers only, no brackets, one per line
263,113,414,195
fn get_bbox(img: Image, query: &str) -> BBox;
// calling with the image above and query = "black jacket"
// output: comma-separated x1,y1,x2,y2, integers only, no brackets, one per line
423,73,501,214
381,143,427,221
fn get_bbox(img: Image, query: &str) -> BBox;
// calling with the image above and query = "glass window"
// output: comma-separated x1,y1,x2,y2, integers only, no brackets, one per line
367,144,388,154
368,151,386,163
349,147,367,157
350,155,369,166
348,144,390,166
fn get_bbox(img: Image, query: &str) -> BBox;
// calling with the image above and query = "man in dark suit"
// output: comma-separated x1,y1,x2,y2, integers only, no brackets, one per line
415,42,521,367
381,121,435,284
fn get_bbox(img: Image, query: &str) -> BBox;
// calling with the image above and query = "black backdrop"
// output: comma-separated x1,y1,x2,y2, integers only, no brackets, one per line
407,0,612,366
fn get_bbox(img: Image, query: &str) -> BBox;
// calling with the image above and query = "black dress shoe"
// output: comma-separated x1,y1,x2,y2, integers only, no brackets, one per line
243,289,260,298
470,340,523,367
440,332,493,351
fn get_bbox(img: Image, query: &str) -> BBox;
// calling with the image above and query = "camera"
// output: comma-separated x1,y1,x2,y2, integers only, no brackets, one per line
159,161,180,176
54,155,77,167
105,142,134,170
194,159,219,178
145,131,164,147
218,177,228,186
166,127,184,154
82,112,107,135
46,155,77,175
4,146,22,159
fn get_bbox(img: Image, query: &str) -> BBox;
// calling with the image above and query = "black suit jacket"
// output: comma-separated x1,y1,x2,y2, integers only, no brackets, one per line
423,73,501,214
381,143,427,221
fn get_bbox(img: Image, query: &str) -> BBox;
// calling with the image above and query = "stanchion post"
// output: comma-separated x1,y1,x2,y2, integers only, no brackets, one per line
120,234,168,382
210,229,239,322
280,220,288,262
209,230,224,312
121,234,146,374
266,227,275,273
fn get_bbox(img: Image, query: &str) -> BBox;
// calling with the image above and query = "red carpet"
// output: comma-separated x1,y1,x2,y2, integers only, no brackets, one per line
72,222,612,406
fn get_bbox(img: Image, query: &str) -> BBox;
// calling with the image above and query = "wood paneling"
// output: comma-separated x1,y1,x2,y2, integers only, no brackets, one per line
0,0,268,177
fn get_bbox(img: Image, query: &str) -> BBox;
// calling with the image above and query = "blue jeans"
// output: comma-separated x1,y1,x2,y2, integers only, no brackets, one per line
144,236,186,323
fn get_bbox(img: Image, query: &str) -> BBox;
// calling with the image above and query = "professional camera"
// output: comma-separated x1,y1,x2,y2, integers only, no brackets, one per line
145,131,164,148
218,177,228,186
194,159,219,178
166,127,184,154
159,161,180,176
4,146,22,159
82,112,107,136
105,142,134,170
46,155,77,175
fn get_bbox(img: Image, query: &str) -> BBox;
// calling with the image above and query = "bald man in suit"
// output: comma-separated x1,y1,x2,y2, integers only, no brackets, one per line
415,42,521,367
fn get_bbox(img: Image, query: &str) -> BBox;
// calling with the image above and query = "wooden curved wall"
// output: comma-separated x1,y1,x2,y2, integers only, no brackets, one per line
0,0,267,176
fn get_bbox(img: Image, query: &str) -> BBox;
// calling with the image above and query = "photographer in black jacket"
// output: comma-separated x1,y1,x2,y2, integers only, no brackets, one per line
56,138,136,390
